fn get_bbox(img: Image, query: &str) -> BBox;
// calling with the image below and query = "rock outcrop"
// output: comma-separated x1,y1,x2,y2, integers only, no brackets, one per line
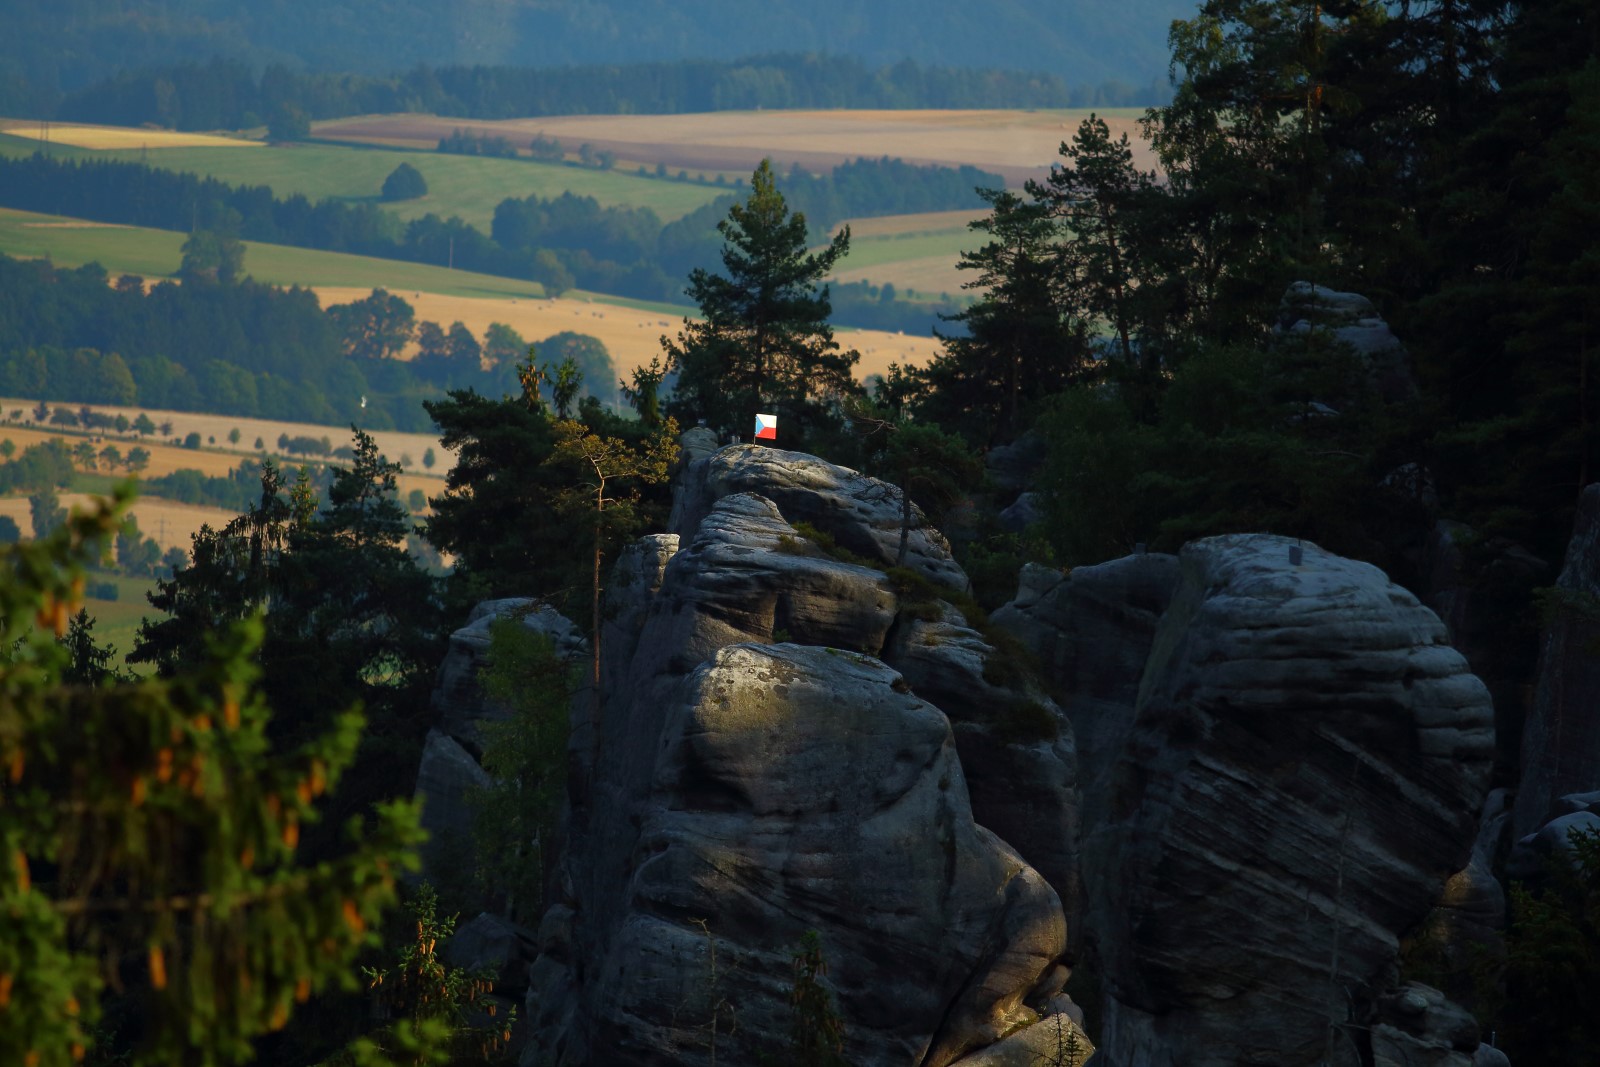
530,446,1088,1066
1078,535,1494,1067
1512,483,1600,838
669,444,970,592
430,597,588,753
1278,281,1414,401
1369,983,1481,1067
535,643,1077,1067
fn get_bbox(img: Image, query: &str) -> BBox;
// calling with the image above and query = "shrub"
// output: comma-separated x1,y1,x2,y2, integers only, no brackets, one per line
992,699,1059,745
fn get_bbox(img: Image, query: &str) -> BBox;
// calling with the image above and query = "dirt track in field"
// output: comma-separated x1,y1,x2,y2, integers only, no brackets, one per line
315,109,1158,187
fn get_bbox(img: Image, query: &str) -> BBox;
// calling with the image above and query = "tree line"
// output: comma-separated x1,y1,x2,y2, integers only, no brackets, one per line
0,256,620,431
29,55,1169,132
0,151,976,327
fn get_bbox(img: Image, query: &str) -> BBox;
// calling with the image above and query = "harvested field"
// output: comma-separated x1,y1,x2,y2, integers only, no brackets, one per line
0,402,451,480
0,121,261,151
316,109,1156,188
0,493,236,553
312,287,945,387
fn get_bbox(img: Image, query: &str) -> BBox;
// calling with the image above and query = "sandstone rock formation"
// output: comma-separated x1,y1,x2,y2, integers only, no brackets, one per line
668,443,970,591
1278,281,1413,401
430,597,588,753
1077,535,1494,1067
529,446,1089,1066
1512,482,1600,838
418,597,588,891
1369,983,1481,1067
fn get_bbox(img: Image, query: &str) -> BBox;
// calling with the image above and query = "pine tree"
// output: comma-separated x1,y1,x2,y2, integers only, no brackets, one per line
665,159,859,440
0,492,423,1067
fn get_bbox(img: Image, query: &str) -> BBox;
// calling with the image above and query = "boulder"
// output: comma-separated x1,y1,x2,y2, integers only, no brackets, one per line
1513,483,1600,837
668,444,969,591
1082,534,1494,1067
998,491,1044,533
1279,281,1413,401
1505,810,1600,881
413,729,491,882
534,643,1069,1067
947,1012,1096,1066
984,433,1047,495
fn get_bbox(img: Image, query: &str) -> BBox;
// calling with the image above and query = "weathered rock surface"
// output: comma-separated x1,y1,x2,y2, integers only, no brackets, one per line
997,491,1043,533
534,643,1069,1067
669,444,970,591
882,602,1080,940
1413,789,1510,1012
529,446,1090,1066
947,1012,1095,1066
431,597,588,753
1370,983,1480,1067
414,729,491,880
441,912,541,994
1513,482,1600,838
991,554,1180,834
1279,281,1413,400
1081,534,1494,1067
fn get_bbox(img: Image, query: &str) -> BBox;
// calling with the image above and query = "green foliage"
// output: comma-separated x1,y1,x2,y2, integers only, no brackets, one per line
1495,828,1600,1065
179,229,246,285
914,188,1095,445
330,290,417,362
787,521,874,568
544,415,680,691
992,699,1059,746
781,930,850,1067
0,491,424,1067
665,159,860,442
466,620,573,921
343,883,515,1067
1030,1013,1087,1067
1035,335,1392,566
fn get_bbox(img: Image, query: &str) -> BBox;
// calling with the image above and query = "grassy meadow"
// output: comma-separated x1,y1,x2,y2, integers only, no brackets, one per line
0,134,727,230
0,206,546,299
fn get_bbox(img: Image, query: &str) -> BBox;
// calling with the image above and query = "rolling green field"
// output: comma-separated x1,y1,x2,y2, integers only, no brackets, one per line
0,134,726,229
0,206,546,299
81,573,163,673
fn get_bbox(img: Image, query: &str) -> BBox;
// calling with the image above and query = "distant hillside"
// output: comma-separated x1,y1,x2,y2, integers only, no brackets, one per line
0,0,1195,101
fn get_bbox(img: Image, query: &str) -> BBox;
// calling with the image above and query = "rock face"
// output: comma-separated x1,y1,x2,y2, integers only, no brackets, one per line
530,445,1087,1066
991,554,1181,832
882,602,1080,938
1369,983,1480,1067
1420,520,1547,781
430,597,588,753
537,643,1074,1067
669,444,970,592
1080,535,1494,1067
414,729,492,880
1513,483,1600,837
